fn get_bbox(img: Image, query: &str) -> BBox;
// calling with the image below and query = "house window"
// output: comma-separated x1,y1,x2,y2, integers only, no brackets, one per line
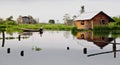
81,20,84,25
81,34,84,39
101,20,105,24
101,36,105,40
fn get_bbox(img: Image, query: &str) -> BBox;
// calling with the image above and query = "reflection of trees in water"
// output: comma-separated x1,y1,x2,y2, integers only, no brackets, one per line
19,32,33,36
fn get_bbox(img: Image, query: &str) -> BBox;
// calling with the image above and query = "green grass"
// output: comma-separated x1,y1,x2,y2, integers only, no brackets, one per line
18,23,74,31
0,23,75,34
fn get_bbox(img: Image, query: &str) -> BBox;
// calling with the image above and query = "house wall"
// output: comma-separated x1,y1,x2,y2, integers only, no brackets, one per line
92,12,109,26
76,12,110,29
76,20,88,29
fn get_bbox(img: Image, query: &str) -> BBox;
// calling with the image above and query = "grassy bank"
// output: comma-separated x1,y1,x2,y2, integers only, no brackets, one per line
0,23,75,33
93,25,120,33
18,23,74,31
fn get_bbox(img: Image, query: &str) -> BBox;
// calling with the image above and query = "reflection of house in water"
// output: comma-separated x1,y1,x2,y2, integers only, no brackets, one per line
87,39,120,58
76,31,113,49
76,31,120,58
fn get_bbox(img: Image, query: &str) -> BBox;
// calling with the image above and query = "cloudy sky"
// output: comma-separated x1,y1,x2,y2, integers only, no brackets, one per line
0,0,120,23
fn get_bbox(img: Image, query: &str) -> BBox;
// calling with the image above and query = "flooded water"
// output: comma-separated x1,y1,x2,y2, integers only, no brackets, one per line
0,31,120,65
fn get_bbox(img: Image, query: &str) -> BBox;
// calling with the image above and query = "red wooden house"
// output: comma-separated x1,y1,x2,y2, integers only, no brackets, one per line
75,11,115,29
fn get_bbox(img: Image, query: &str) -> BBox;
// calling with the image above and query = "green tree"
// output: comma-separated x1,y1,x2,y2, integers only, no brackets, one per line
5,16,17,25
6,16,13,21
49,19,55,24
109,16,120,26
0,18,5,24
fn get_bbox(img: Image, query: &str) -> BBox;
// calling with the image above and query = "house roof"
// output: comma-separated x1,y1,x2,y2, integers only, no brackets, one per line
75,11,115,22
76,11,100,20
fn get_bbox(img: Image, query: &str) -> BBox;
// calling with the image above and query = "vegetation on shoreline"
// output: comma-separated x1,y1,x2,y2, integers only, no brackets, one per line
18,23,74,31
0,16,75,32
0,16,120,33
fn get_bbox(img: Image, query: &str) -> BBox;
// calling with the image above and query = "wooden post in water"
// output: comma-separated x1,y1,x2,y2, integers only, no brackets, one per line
67,47,70,50
7,48,10,54
20,50,24,56
113,39,116,58
83,48,87,54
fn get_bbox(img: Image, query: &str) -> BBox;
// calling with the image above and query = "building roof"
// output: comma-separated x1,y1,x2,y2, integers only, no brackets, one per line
76,11,100,20
75,11,115,22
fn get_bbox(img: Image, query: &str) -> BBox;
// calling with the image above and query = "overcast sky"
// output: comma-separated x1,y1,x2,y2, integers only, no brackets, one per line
0,0,120,23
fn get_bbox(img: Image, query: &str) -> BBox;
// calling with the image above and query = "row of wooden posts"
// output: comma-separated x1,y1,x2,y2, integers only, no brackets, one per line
7,48,24,56
67,47,87,54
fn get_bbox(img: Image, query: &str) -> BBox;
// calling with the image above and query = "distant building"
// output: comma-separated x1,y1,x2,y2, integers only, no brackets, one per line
17,16,37,24
75,11,115,29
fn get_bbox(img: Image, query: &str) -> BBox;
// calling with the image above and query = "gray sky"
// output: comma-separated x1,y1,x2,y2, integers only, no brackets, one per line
0,0,120,23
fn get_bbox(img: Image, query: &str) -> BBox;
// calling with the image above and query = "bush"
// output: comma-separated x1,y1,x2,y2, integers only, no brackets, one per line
48,19,55,24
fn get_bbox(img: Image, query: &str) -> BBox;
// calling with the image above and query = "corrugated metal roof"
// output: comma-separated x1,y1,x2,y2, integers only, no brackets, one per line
75,11,101,20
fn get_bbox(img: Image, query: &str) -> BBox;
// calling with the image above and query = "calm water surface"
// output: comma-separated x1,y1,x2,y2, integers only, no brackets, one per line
0,31,120,65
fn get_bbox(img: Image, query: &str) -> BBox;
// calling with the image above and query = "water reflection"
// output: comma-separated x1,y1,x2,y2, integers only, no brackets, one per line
77,31,114,49
2,31,5,47
18,32,32,41
0,31,31,47
39,31,43,37
0,31,43,57
76,31,120,58
18,35,21,41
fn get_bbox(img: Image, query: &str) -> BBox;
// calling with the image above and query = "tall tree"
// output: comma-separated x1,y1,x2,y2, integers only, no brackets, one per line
63,14,71,25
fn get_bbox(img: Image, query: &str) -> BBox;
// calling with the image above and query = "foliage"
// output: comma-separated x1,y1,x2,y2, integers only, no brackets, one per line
63,14,76,26
17,23,74,31
113,16,120,25
109,16,120,26
71,27,78,36
48,19,55,24
6,16,13,21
